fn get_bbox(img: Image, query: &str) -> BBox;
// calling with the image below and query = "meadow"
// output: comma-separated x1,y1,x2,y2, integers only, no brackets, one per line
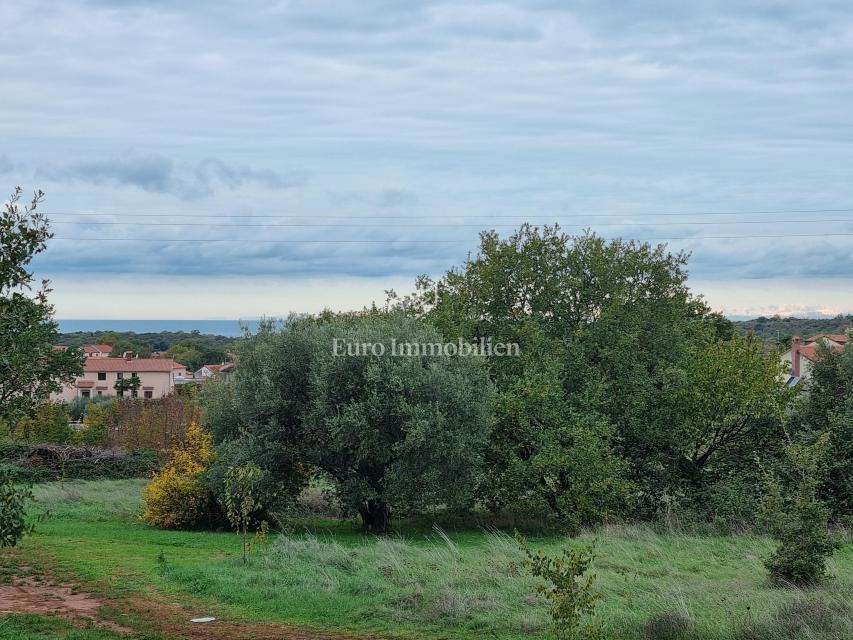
4,479,850,640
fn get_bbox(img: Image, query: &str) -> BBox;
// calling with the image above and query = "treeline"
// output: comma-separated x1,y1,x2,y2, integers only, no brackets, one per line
189,226,851,549
734,315,852,345
57,331,238,370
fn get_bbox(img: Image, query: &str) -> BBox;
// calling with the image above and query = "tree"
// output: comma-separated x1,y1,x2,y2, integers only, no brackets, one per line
207,313,494,532
223,462,267,564
0,466,34,548
666,333,789,486
0,187,83,428
765,433,839,585
393,225,729,510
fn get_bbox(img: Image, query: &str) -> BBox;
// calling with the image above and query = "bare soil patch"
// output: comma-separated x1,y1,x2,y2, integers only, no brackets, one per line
0,576,131,633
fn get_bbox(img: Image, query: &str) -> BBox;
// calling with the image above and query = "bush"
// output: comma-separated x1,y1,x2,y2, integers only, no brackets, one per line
516,532,603,640
765,434,839,585
0,465,34,547
1,442,159,483
13,402,72,443
143,422,217,529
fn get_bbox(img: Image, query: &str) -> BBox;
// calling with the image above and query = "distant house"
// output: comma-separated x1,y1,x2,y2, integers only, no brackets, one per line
194,363,235,379
52,348,188,401
83,344,113,358
780,333,849,385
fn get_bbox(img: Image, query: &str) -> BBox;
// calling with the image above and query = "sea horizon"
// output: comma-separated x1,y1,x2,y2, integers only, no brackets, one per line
57,319,269,337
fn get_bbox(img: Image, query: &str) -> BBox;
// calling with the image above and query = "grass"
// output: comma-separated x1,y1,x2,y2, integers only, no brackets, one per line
9,479,852,639
0,614,153,640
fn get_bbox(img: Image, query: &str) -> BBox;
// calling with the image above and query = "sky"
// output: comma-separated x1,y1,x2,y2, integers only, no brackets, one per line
3,0,853,320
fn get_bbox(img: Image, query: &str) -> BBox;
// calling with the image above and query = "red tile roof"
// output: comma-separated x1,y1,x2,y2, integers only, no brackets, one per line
83,344,114,354
806,333,850,344
84,358,187,373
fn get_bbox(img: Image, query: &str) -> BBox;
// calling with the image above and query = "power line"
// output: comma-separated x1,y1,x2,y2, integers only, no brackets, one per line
45,218,853,228
49,232,853,244
41,207,853,220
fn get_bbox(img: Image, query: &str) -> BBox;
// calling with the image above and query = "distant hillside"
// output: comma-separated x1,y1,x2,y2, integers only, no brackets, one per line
733,315,853,346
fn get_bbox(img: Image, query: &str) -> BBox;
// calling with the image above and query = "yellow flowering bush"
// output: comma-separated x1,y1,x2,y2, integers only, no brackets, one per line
142,422,216,529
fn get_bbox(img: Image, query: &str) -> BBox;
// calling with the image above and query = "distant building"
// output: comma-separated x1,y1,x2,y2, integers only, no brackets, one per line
52,347,187,401
194,363,235,379
82,344,113,358
781,333,849,385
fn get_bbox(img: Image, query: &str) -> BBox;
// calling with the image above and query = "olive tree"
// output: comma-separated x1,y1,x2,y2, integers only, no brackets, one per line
206,313,494,532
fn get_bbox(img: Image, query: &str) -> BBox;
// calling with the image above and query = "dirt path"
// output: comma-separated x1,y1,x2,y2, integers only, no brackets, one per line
0,572,386,640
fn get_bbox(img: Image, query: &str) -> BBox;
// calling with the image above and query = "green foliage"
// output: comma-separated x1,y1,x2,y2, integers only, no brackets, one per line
787,343,853,518
58,329,235,355
0,464,34,547
207,313,494,532
224,462,268,563
516,532,603,640
166,338,228,370
108,339,151,358
733,314,852,346
1,187,84,427
13,402,73,443
3,447,158,484
396,225,746,514
113,374,141,395
765,434,839,585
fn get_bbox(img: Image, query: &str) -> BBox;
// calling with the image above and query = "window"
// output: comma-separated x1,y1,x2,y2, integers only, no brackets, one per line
97,372,106,380
144,390,153,399
97,391,103,397
117,390,124,397
117,372,124,379
81,390,90,398
131,372,137,377
131,389,138,398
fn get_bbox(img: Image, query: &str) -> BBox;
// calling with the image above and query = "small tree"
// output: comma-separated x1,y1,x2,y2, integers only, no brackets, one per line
223,462,265,564
1,187,84,428
0,466,34,548
516,533,603,640
765,433,839,585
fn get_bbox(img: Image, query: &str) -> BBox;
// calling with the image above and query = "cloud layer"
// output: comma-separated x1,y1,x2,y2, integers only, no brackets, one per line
2,0,852,316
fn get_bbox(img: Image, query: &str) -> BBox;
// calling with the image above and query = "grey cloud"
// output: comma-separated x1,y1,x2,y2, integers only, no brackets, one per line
40,153,306,200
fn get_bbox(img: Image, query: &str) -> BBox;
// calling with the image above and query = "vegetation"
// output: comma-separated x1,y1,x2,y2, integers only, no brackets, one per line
142,422,217,529
10,479,853,640
206,313,494,532
223,462,268,563
0,187,83,428
57,330,235,359
0,465,33,547
765,434,839,585
733,314,852,346
517,533,603,639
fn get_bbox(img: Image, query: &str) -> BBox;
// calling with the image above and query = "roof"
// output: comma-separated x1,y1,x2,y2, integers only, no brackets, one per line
199,363,235,373
83,344,114,354
805,333,850,344
84,358,187,373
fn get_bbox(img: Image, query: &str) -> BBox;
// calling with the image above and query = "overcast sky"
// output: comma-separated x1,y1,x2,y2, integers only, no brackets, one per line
4,0,853,319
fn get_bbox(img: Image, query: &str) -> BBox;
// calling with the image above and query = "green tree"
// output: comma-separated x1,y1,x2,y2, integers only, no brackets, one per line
0,187,83,428
0,466,34,548
516,533,603,640
394,225,730,511
207,313,494,532
223,462,267,564
666,333,789,486
787,341,853,517
765,433,839,585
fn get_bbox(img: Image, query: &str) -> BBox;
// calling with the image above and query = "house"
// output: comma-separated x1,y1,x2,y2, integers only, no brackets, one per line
194,363,235,379
83,344,113,358
52,350,188,401
780,333,849,385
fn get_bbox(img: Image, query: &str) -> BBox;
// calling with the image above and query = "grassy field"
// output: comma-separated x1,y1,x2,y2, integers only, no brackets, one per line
6,479,852,639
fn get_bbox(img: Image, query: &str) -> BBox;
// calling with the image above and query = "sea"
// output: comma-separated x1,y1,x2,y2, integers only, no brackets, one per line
57,319,266,337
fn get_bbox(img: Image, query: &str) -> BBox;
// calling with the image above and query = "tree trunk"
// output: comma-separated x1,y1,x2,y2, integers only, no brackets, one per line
358,500,390,533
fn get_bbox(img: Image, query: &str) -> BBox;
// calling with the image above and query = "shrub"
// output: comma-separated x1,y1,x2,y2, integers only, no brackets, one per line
516,532,603,640
224,462,271,563
143,422,217,529
13,402,72,443
765,434,839,585
0,465,34,547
